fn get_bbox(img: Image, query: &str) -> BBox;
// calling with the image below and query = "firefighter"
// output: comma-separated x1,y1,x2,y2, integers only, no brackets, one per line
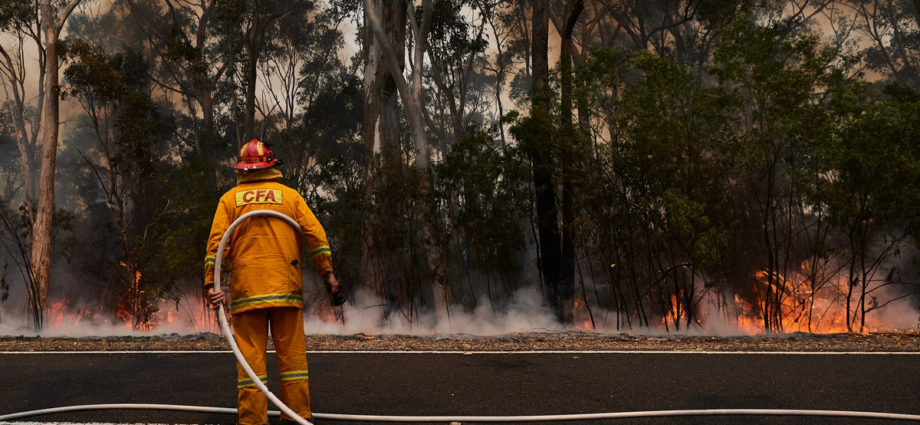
203,139,340,425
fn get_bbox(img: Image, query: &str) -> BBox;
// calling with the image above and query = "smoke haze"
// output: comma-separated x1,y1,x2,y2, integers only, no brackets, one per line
2,281,917,337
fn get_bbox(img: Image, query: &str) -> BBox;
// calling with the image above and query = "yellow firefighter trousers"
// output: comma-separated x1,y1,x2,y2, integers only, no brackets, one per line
233,307,311,425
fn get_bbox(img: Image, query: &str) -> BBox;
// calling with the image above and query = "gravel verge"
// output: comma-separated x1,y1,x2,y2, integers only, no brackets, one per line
1,331,918,352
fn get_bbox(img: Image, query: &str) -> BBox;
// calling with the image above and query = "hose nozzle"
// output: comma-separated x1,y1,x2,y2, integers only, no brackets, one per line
329,289,346,306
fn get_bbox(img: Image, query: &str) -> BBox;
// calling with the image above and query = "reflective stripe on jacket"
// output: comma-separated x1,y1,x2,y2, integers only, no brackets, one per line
203,173,333,314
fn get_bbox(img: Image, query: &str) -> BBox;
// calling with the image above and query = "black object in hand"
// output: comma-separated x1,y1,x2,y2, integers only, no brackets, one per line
330,290,346,306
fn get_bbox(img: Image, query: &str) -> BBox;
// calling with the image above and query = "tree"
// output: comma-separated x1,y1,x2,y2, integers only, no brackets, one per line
519,0,564,321
236,0,309,140
424,0,488,149
510,0,585,324
360,0,409,318
849,0,920,89
822,82,920,332
62,40,168,329
120,0,242,299
1,0,83,330
557,0,584,324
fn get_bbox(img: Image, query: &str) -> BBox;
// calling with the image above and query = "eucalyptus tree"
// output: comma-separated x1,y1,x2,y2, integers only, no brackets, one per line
848,0,920,89
507,0,588,324
117,0,257,295
364,0,454,323
0,0,40,218
0,3,41,321
423,0,489,151
0,0,82,330
360,0,410,318
521,0,561,320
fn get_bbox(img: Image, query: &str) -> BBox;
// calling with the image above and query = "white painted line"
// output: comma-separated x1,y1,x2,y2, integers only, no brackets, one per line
0,422,200,424
0,350,238,354
0,349,918,355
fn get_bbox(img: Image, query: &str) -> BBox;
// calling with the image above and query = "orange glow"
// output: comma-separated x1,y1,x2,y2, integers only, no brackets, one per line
572,298,595,330
45,290,220,334
738,261,872,334
661,291,687,328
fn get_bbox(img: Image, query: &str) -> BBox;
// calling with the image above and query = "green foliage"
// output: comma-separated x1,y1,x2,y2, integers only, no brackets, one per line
0,0,33,32
4,1,920,332
427,0,489,63
287,73,365,287
436,130,530,299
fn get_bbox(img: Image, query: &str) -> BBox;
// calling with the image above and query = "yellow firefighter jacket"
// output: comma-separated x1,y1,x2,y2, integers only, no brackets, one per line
203,168,333,314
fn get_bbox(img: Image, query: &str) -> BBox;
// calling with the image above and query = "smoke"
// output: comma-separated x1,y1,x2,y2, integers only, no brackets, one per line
866,292,920,331
1,273,917,337
303,286,562,336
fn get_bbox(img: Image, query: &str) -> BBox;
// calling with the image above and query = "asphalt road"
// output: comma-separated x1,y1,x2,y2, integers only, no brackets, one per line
0,351,918,425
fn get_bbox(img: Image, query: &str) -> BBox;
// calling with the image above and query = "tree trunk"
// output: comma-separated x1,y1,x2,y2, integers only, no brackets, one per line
243,11,262,141
0,40,41,216
361,0,407,317
556,0,584,324
240,0,303,141
529,0,563,321
364,0,449,323
30,0,80,331
405,0,449,323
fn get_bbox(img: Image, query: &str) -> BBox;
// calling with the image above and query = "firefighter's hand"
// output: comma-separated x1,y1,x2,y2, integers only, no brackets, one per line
324,272,340,295
324,272,345,306
206,287,226,309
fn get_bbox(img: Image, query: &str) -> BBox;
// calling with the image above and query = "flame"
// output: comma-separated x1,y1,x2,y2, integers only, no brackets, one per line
662,291,687,327
37,258,907,335
740,260,873,334
44,290,219,334
48,300,100,328
572,298,595,330
44,296,219,333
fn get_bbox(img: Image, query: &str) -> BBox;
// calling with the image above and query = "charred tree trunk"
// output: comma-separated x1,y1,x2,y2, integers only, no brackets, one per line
556,0,584,324
529,0,564,322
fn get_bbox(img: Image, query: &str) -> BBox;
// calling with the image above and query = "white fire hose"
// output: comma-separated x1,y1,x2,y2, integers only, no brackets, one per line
1,209,920,423
3,404,920,423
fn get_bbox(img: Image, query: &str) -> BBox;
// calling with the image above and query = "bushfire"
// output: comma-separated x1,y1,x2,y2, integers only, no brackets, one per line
45,295,219,334
33,260,915,335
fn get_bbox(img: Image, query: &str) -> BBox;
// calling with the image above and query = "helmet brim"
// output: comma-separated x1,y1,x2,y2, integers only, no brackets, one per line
232,159,280,170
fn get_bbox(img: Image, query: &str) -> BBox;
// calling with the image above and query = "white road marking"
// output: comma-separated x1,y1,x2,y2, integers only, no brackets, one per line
1,423,203,425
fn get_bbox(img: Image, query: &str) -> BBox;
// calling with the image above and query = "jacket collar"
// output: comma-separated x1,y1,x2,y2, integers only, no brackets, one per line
236,167,283,185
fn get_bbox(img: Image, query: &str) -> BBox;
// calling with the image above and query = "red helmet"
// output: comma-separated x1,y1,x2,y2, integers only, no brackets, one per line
233,139,280,170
